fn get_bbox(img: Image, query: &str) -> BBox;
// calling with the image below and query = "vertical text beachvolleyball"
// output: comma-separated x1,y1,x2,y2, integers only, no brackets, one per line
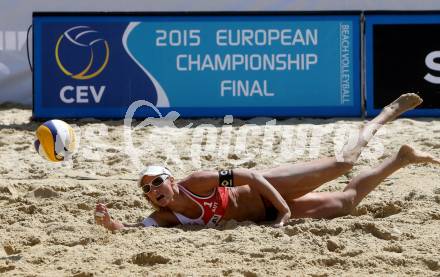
340,23,351,105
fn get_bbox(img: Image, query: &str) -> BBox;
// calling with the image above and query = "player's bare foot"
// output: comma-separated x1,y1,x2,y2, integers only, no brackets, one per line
397,144,440,165
381,93,423,122
341,93,424,164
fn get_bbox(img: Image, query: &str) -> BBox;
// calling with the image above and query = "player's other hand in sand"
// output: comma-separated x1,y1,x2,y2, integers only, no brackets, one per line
95,203,124,231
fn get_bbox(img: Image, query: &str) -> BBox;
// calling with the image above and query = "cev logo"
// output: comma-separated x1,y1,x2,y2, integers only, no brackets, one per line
55,26,109,80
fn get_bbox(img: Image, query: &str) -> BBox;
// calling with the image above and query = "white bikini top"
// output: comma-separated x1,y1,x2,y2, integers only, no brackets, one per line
172,211,204,225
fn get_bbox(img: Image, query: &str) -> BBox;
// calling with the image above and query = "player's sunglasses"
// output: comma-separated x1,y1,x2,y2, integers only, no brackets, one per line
140,174,169,194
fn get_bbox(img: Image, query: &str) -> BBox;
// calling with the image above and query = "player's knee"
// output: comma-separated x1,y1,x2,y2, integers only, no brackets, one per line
328,192,355,218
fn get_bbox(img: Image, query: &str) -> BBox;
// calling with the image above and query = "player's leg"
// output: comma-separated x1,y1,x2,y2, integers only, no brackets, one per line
289,144,440,219
341,93,422,164
262,93,423,199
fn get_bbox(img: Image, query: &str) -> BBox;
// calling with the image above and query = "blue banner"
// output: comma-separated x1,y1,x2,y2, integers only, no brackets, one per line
33,13,361,118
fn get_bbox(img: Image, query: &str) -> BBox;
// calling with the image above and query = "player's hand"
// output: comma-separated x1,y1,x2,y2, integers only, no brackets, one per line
95,203,112,228
272,210,291,228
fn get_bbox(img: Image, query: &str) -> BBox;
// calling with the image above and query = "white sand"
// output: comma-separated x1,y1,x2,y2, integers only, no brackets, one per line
1,106,440,276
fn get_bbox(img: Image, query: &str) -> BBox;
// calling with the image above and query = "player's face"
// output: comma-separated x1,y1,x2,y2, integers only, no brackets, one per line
140,175,174,207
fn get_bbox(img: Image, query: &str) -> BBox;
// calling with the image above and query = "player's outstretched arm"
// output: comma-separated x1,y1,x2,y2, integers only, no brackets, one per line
94,203,179,231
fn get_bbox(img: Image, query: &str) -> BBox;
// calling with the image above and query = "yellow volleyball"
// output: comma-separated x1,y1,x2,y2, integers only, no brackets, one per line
34,119,76,162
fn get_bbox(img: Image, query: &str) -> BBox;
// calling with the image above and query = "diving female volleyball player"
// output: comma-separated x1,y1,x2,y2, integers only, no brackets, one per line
95,93,440,230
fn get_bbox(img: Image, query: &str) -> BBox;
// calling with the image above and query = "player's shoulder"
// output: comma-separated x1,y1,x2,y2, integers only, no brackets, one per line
182,170,218,183
179,170,219,194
